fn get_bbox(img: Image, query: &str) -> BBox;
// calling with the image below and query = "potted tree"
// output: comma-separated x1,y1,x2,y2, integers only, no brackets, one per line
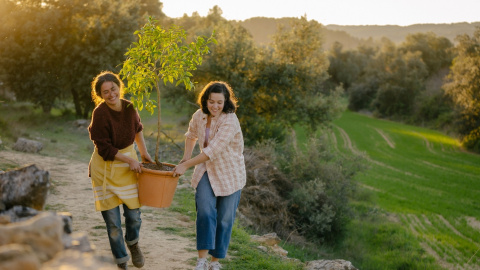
119,17,216,207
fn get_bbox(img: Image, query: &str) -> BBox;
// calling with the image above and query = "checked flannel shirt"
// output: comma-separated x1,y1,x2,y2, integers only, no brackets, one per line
185,109,246,196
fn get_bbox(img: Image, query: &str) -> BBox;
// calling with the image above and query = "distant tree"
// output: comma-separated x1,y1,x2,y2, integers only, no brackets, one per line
401,32,454,75
253,17,342,134
0,0,140,116
373,49,428,117
444,28,480,151
60,0,141,117
0,0,69,112
175,12,202,31
165,10,255,109
327,42,371,90
167,13,275,144
167,15,342,144
139,0,166,19
346,38,428,117
205,5,226,26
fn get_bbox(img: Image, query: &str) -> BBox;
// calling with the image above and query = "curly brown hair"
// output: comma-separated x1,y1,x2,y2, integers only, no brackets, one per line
197,81,238,114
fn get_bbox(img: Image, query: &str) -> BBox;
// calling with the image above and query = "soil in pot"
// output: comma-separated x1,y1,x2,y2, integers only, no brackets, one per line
142,162,174,171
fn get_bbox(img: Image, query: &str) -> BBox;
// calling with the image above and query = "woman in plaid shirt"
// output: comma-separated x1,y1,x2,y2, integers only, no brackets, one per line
173,81,246,270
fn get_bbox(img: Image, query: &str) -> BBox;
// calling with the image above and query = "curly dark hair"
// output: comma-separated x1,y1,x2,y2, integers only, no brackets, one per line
197,81,238,114
91,71,124,105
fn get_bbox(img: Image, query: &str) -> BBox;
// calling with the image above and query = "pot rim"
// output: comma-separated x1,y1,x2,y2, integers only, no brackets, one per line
140,162,177,177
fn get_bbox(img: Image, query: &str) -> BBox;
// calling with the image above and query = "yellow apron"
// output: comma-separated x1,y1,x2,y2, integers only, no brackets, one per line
90,144,141,211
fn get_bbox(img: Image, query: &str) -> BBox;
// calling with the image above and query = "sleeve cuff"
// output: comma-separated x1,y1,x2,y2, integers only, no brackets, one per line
185,131,197,140
202,146,215,161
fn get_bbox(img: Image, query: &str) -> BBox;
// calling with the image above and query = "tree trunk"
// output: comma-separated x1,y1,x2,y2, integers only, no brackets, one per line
70,88,82,117
155,80,162,165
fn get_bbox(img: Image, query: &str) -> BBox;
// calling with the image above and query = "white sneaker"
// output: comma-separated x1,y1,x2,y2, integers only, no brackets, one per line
195,258,209,270
208,261,222,270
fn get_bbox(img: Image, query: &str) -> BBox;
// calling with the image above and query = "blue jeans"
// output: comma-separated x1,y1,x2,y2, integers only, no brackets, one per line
101,204,142,264
195,172,242,259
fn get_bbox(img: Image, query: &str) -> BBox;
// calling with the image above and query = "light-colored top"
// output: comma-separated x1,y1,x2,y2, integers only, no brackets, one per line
204,127,210,147
185,109,246,196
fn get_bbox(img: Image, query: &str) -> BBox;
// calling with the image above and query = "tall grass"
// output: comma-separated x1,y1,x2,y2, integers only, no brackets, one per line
0,101,92,162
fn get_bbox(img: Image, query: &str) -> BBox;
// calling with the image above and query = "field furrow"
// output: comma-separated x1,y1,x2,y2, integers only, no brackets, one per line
333,111,480,269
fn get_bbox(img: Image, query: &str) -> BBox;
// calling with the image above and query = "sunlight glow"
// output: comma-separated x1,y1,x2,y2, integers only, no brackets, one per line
161,0,480,26
396,130,461,147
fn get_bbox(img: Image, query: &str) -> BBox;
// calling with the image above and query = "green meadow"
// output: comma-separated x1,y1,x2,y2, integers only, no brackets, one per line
327,110,480,269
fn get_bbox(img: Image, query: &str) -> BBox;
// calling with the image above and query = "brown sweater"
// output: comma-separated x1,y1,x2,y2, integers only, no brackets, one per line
88,99,143,161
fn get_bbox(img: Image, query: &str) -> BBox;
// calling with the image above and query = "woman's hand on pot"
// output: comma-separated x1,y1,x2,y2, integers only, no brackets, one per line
129,160,143,174
142,153,154,163
172,163,187,177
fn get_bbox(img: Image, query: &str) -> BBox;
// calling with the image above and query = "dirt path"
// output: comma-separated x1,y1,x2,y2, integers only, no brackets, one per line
0,150,197,270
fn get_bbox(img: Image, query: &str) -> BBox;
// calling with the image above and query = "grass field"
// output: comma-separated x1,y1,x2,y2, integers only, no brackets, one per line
329,110,480,270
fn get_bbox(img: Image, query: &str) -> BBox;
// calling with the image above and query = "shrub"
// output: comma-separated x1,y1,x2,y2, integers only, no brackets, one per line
462,127,480,153
240,134,367,243
348,81,378,112
278,135,367,242
239,141,295,238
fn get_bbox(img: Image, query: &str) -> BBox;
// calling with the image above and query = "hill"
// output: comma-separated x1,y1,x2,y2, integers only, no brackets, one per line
330,110,480,269
240,17,480,49
240,17,365,50
326,22,480,43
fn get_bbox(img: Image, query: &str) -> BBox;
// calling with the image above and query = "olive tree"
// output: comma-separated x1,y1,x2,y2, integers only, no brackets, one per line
444,28,480,151
119,17,216,165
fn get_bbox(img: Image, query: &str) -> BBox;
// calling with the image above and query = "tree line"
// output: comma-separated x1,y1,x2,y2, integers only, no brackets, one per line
0,0,164,117
328,29,480,152
2,0,478,151
0,0,344,146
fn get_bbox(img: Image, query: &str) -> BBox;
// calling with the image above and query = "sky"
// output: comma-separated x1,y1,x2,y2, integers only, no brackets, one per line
161,0,480,26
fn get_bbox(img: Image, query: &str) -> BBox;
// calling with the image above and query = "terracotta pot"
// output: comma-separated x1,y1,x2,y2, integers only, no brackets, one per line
137,163,179,208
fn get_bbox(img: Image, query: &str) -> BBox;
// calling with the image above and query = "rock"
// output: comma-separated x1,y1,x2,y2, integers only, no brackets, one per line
251,233,288,257
0,205,39,223
0,212,64,263
251,232,281,246
73,119,90,128
305,259,358,270
271,244,288,257
56,212,73,234
62,232,95,252
0,163,117,270
0,243,41,270
0,164,50,210
256,245,268,252
42,249,117,270
0,214,9,224
13,138,43,153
